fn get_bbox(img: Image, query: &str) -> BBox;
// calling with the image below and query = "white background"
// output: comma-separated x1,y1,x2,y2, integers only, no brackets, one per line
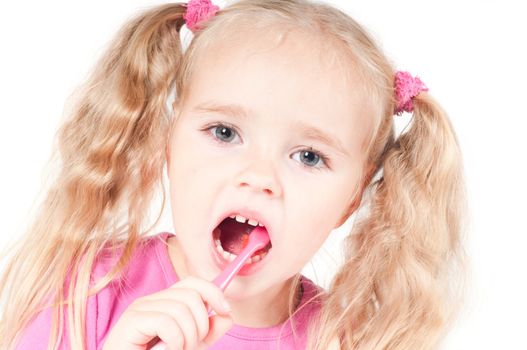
1,1,526,348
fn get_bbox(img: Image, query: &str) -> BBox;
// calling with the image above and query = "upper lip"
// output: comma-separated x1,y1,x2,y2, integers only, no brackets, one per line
211,207,274,246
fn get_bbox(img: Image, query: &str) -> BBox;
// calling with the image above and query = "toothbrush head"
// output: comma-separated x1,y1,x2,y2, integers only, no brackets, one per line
247,226,270,251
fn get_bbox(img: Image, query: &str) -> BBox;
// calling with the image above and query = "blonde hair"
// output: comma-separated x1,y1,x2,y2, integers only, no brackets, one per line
0,1,469,349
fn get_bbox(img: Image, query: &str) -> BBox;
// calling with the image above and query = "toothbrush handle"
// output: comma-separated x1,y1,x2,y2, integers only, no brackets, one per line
205,243,258,316
212,245,257,291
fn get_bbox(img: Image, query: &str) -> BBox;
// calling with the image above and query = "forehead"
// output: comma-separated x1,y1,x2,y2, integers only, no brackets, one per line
184,29,374,159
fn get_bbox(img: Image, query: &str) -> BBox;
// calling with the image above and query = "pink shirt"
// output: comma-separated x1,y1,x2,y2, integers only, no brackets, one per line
15,232,324,349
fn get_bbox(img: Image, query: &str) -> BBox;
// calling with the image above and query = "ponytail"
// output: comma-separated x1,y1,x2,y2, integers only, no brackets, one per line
0,4,187,349
309,92,468,349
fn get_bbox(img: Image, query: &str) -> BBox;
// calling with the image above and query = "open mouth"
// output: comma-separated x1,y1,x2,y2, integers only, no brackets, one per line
212,216,273,264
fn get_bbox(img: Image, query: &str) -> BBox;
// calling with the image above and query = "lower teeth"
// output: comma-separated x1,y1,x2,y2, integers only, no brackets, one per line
214,239,269,264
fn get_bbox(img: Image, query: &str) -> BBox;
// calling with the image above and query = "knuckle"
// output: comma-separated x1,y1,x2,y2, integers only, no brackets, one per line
185,288,202,302
171,302,188,318
157,312,174,325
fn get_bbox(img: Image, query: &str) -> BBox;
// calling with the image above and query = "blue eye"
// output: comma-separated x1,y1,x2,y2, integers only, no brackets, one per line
204,123,241,144
291,147,330,170
214,125,236,142
201,123,331,171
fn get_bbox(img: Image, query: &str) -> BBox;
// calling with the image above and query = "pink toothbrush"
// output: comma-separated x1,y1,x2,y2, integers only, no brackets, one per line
211,226,270,294
149,227,270,349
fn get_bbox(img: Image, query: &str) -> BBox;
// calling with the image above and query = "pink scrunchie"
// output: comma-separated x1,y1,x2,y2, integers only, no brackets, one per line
394,71,429,115
183,0,220,32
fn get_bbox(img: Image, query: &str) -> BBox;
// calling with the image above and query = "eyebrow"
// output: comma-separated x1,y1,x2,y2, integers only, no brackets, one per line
193,101,349,156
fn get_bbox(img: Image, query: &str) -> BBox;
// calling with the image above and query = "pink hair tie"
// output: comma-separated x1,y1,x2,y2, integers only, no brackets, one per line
183,0,220,33
394,71,429,115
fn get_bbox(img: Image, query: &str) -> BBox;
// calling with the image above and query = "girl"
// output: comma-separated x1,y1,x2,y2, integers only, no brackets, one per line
0,0,468,349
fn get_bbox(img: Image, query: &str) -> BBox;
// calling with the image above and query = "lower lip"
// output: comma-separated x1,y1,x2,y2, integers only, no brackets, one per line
210,235,270,276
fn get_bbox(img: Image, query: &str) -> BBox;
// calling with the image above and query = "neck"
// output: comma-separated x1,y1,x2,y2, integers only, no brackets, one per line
227,276,303,327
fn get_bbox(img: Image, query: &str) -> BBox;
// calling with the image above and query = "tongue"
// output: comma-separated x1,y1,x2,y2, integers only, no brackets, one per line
217,218,255,255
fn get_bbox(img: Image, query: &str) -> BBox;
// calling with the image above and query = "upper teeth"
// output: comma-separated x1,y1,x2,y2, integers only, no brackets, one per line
229,214,264,227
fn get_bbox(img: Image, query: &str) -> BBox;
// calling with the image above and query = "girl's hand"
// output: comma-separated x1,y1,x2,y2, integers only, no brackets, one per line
102,276,234,350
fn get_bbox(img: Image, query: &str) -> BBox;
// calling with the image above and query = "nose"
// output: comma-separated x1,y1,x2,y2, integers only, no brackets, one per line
234,155,282,197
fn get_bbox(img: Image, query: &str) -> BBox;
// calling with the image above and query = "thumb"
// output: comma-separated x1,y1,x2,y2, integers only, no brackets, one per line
200,313,234,348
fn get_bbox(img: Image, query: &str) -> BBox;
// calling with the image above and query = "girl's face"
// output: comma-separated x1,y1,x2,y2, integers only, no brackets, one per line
167,31,373,300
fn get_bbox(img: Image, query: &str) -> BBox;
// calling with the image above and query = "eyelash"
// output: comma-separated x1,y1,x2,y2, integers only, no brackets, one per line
200,122,331,171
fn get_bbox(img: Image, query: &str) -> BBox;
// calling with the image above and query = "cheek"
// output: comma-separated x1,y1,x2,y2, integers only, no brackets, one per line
285,175,358,243
167,135,228,207
284,189,338,245
167,141,205,207
168,151,196,188
168,128,209,181
294,180,352,222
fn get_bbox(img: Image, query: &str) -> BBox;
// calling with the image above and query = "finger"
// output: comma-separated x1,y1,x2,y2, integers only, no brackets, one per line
199,313,233,348
129,310,184,350
139,288,210,340
173,277,231,315
148,276,231,315
156,319,184,350
133,300,199,350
